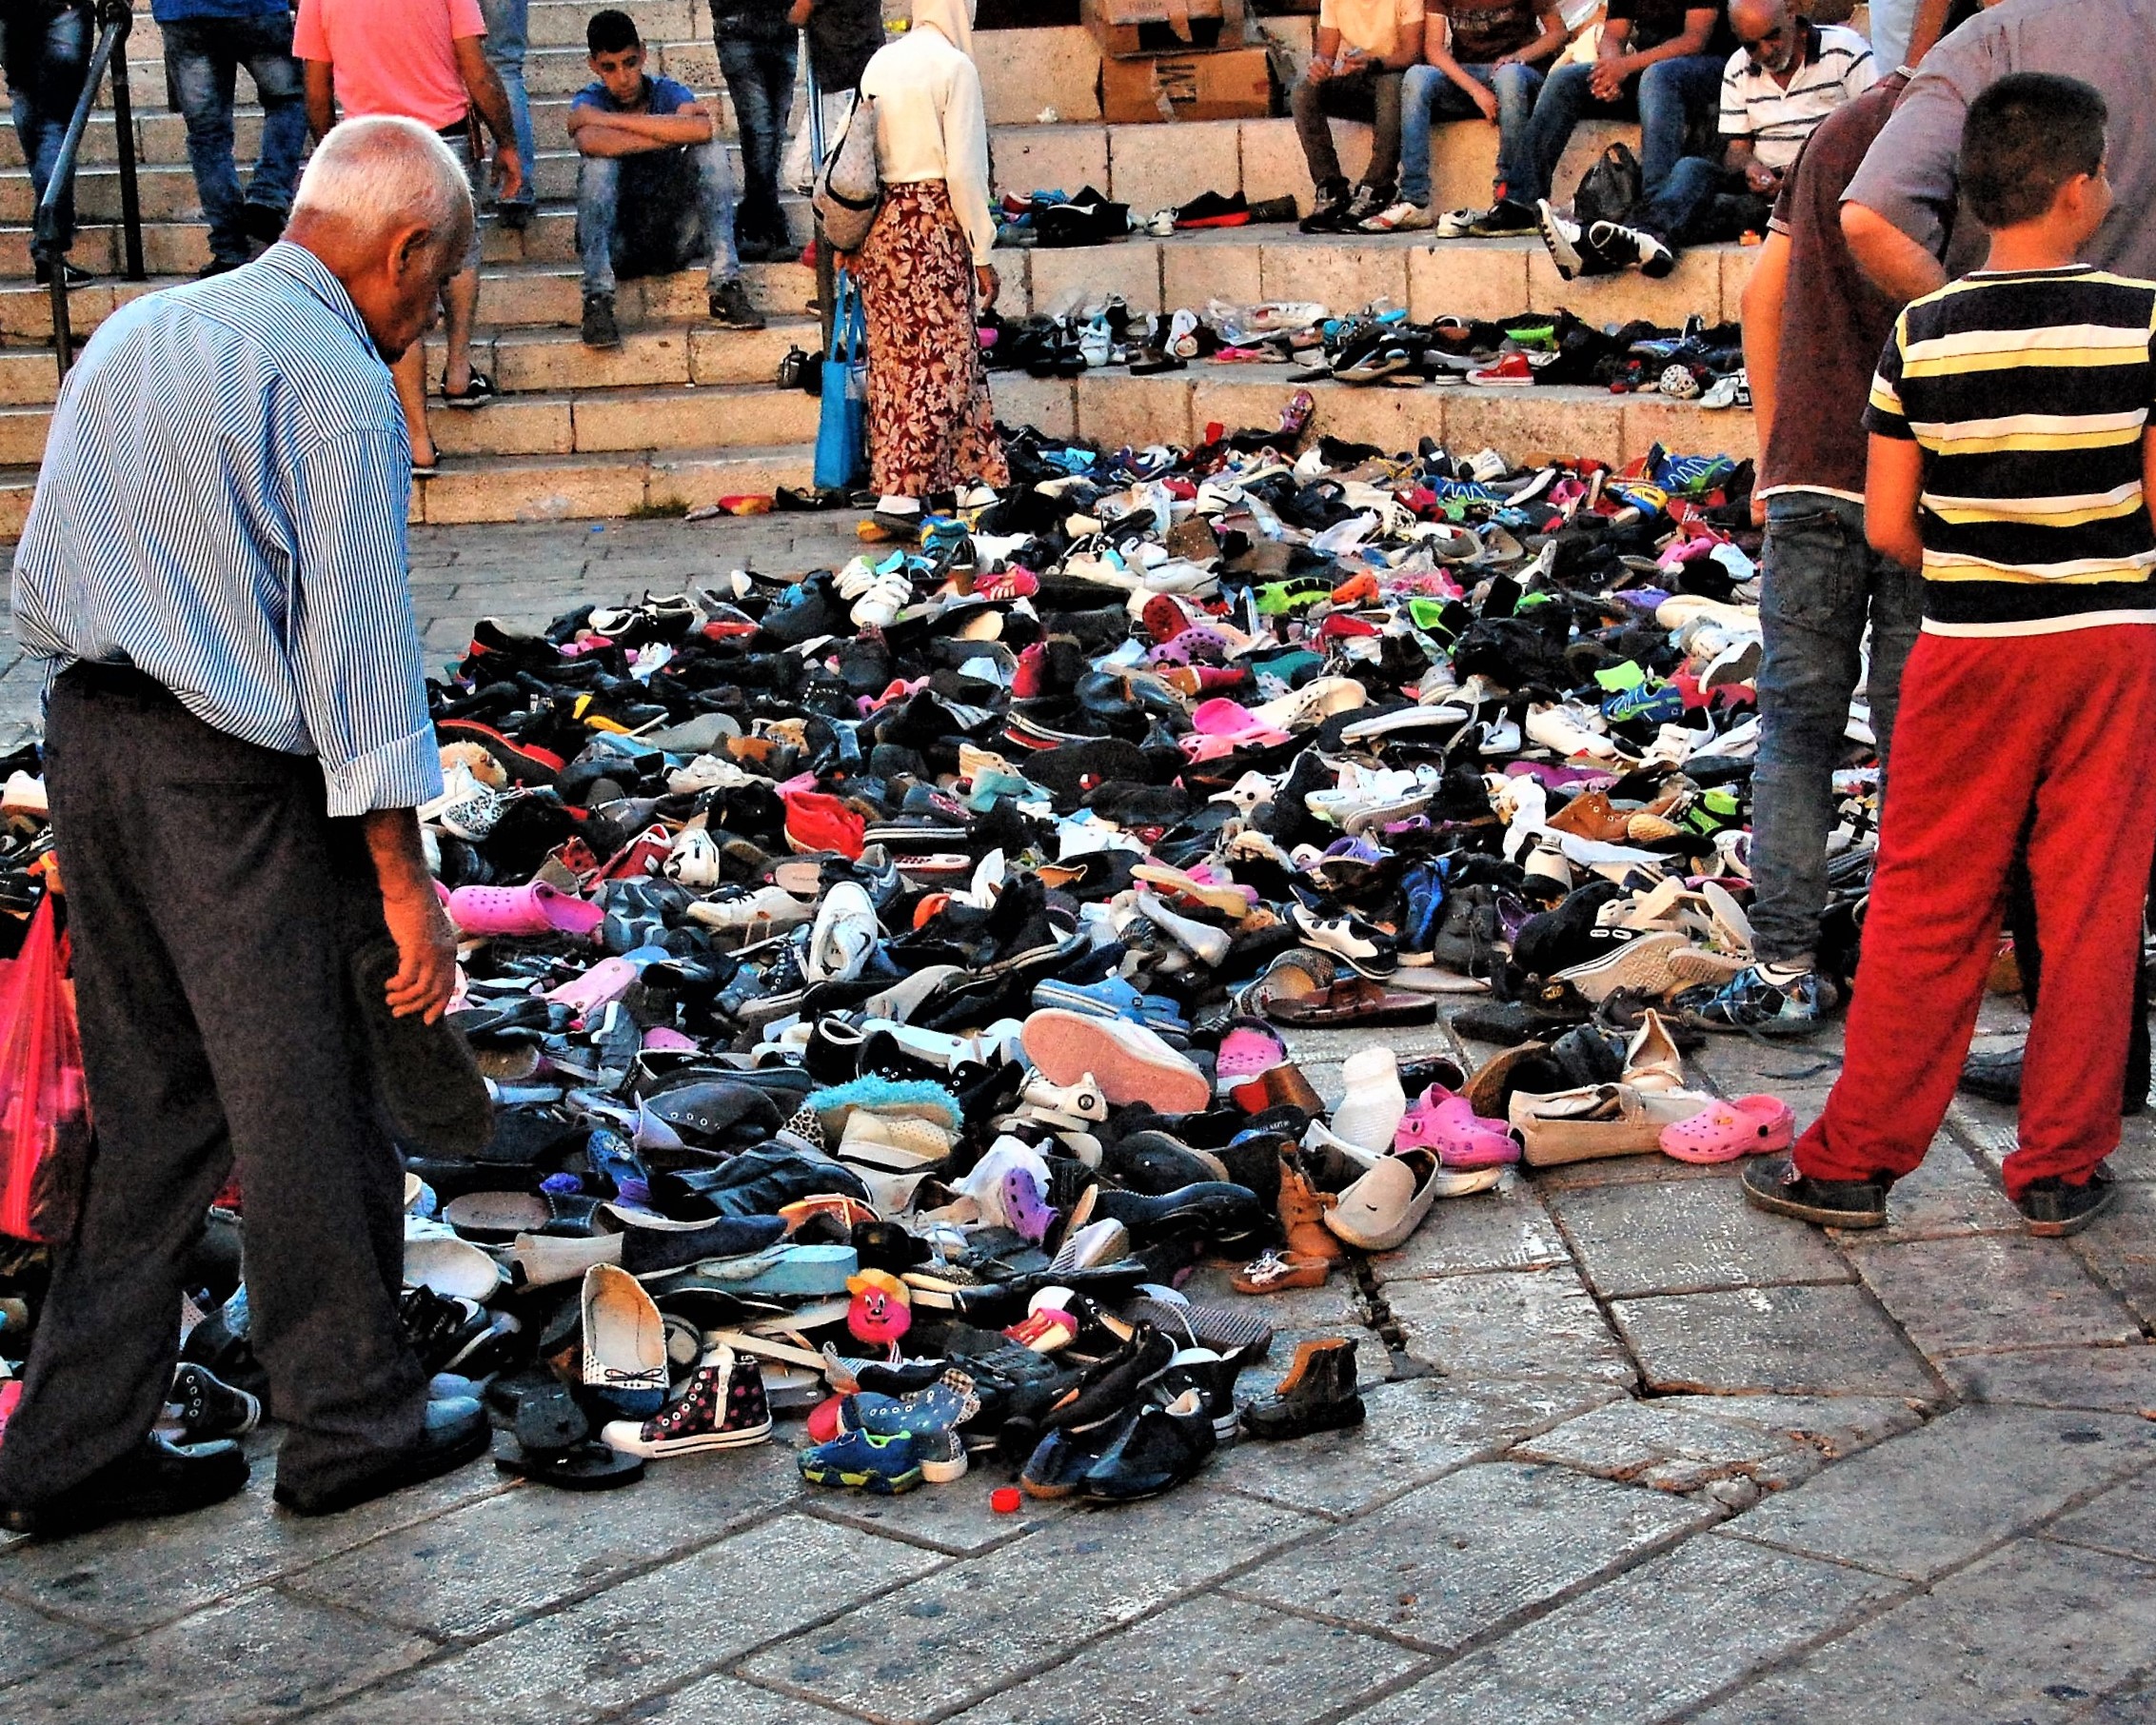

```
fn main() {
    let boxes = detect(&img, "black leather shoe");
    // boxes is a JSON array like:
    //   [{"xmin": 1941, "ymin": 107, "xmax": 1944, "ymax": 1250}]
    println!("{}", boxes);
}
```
[
  {"xmin": 1740, "ymin": 1155, "xmax": 1889, "ymax": 1229},
  {"xmin": 272, "ymin": 1396, "xmax": 490, "ymax": 1517},
  {"xmin": 2017, "ymin": 1167, "xmax": 2118, "ymax": 1238},
  {"xmin": 1, "ymin": 1434, "xmax": 249, "ymax": 1537},
  {"xmin": 1958, "ymin": 1044, "xmax": 2023, "ymax": 1103}
]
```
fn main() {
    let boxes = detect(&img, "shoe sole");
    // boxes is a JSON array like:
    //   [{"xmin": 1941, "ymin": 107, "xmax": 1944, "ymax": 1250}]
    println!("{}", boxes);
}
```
[
  {"xmin": 1536, "ymin": 200, "xmax": 1583, "ymax": 280},
  {"xmin": 800, "ymin": 1461, "xmax": 924, "ymax": 1494},
  {"xmin": 1021, "ymin": 1011, "xmax": 1210, "ymax": 1113},
  {"xmin": 1553, "ymin": 933, "xmax": 1693, "ymax": 1003},
  {"xmin": 1740, "ymin": 1176, "xmax": 1886, "ymax": 1230},
  {"xmin": 2021, "ymin": 1185, "xmax": 2118, "ymax": 1238},
  {"xmin": 610, "ymin": 1421, "xmax": 774, "ymax": 1459},
  {"xmin": 919, "ymin": 1453, "xmax": 970, "ymax": 1484}
]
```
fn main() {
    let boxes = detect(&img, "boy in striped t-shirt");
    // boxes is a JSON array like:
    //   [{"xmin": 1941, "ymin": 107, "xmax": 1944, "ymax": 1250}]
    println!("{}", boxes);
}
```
[{"xmin": 1746, "ymin": 72, "xmax": 2156, "ymax": 1239}]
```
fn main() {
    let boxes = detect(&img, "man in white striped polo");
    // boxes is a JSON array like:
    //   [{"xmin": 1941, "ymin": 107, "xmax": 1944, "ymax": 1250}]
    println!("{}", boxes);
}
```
[{"xmin": 0, "ymin": 116, "xmax": 488, "ymax": 1537}]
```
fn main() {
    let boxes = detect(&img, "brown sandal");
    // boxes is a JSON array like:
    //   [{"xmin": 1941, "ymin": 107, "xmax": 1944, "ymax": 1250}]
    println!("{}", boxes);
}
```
[{"xmin": 1268, "ymin": 975, "xmax": 1438, "ymax": 1027}]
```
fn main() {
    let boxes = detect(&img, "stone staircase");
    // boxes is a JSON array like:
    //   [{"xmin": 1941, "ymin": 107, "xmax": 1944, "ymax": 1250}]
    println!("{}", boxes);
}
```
[{"xmin": 0, "ymin": 0, "xmax": 1759, "ymax": 533}]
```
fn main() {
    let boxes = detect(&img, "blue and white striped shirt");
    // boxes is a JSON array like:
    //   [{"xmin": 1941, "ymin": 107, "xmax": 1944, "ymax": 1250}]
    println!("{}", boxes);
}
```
[{"xmin": 10, "ymin": 243, "xmax": 442, "ymax": 818}]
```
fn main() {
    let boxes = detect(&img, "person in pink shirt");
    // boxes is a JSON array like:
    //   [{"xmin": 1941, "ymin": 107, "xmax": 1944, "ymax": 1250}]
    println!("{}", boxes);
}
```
[{"xmin": 295, "ymin": 0, "xmax": 524, "ymax": 473}]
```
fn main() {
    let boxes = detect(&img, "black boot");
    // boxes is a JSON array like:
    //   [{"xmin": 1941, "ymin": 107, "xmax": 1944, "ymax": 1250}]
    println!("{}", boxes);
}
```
[{"xmin": 1242, "ymin": 1337, "xmax": 1366, "ymax": 1440}]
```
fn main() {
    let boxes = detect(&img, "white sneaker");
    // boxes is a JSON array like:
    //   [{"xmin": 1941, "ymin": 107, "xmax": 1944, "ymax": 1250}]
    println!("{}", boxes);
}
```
[
  {"xmin": 1137, "ymin": 891, "xmax": 1232, "ymax": 966},
  {"xmin": 806, "ymin": 880, "xmax": 879, "ymax": 983},
  {"xmin": 1536, "ymin": 198, "xmax": 1588, "ymax": 280},
  {"xmin": 1434, "ymin": 207, "xmax": 1482, "ymax": 237},
  {"xmin": 420, "ymin": 764, "xmax": 504, "ymax": 842},
  {"xmin": 663, "ymin": 825, "xmax": 722, "ymax": 887},
  {"xmin": 684, "ymin": 884, "xmax": 813, "ymax": 943},
  {"xmin": 1359, "ymin": 199, "xmax": 1432, "ymax": 232}
]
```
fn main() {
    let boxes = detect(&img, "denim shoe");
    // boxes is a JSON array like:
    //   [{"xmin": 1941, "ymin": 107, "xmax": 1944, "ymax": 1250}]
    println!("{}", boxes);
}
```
[
  {"xmin": 1674, "ymin": 965, "xmax": 1831, "ymax": 1037},
  {"xmin": 798, "ymin": 1427, "xmax": 924, "ymax": 1494}
]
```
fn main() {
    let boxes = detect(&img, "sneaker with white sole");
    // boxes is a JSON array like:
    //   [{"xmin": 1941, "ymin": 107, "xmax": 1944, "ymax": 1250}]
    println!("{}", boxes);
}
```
[
  {"xmin": 1359, "ymin": 199, "xmax": 1432, "ymax": 232},
  {"xmin": 602, "ymin": 1341, "xmax": 772, "ymax": 1457},
  {"xmin": 1588, "ymin": 220, "xmax": 1674, "ymax": 278}
]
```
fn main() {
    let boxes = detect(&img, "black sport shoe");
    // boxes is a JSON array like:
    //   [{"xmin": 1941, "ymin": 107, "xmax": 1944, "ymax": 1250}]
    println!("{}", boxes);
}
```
[
  {"xmin": 1463, "ymin": 198, "xmax": 1538, "ymax": 237},
  {"xmin": 581, "ymin": 290, "xmax": 622, "ymax": 350},
  {"xmin": 168, "ymin": 1362, "xmax": 262, "ymax": 1442},
  {"xmin": 1588, "ymin": 219, "xmax": 1674, "ymax": 279},
  {"xmin": 273, "ymin": 1396, "xmax": 491, "ymax": 1517},
  {"xmin": 1299, "ymin": 177, "xmax": 1352, "ymax": 234},
  {"xmin": 2016, "ymin": 1168, "xmax": 2117, "ymax": 1238},
  {"xmin": 709, "ymin": 278, "xmax": 766, "ymax": 330},
  {"xmin": 1, "ymin": 1434, "xmax": 249, "ymax": 1537},
  {"xmin": 1741, "ymin": 1155, "xmax": 1889, "ymax": 1229}
]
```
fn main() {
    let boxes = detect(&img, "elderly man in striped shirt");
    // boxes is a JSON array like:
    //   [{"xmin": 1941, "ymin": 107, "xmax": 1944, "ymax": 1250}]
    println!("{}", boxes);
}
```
[{"xmin": 0, "ymin": 116, "xmax": 490, "ymax": 1537}]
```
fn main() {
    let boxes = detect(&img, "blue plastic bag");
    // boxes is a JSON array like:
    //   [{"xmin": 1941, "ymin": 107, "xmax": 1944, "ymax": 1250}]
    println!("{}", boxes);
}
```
[{"xmin": 814, "ymin": 271, "xmax": 869, "ymax": 492}]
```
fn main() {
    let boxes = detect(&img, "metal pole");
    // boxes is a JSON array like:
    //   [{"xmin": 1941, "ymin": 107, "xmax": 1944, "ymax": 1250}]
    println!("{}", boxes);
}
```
[
  {"xmin": 108, "ymin": 3, "xmax": 144, "ymax": 283},
  {"xmin": 40, "ymin": 4, "xmax": 134, "ymax": 382},
  {"xmin": 802, "ymin": 39, "xmax": 835, "ymax": 353}
]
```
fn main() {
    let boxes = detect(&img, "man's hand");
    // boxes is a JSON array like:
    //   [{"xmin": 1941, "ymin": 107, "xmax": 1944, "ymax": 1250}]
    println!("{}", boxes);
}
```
[
  {"xmin": 1306, "ymin": 53, "xmax": 1335, "ymax": 80},
  {"xmin": 361, "ymin": 807, "xmax": 459, "ymax": 1023},
  {"xmin": 381, "ymin": 882, "xmax": 459, "ymax": 1022},
  {"xmin": 1743, "ymin": 160, "xmax": 1781, "ymax": 196},
  {"xmin": 977, "ymin": 263, "xmax": 999, "ymax": 308},
  {"xmin": 1471, "ymin": 82, "xmax": 1501, "ymax": 123},
  {"xmin": 493, "ymin": 144, "xmax": 524, "ymax": 203},
  {"xmin": 1588, "ymin": 55, "xmax": 1631, "ymax": 101}
]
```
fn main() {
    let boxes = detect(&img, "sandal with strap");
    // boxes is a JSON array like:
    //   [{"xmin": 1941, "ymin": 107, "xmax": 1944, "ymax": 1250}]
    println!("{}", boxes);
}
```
[{"xmin": 441, "ymin": 367, "xmax": 499, "ymax": 408}]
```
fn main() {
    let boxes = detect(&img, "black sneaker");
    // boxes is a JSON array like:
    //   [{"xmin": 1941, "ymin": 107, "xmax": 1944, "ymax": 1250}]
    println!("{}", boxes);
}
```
[
  {"xmin": 1, "ymin": 1434, "xmax": 249, "ymax": 1537},
  {"xmin": 1342, "ymin": 181, "xmax": 1392, "ymax": 227},
  {"xmin": 581, "ymin": 290, "xmax": 622, "ymax": 350},
  {"xmin": 1588, "ymin": 220, "xmax": 1674, "ymax": 279},
  {"xmin": 1299, "ymin": 177, "xmax": 1351, "ymax": 234},
  {"xmin": 709, "ymin": 278, "xmax": 766, "ymax": 330},
  {"xmin": 32, "ymin": 258, "xmax": 93, "ymax": 288},
  {"xmin": 168, "ymin": 1362, "xmax": 262, "ymax": 1442},
  {"xmin": 1741, "ymin": 1155, "xmax": 1889, "ymax": 1229},
  {"xmin": 1463, "ymin": 198, "xmax": 1539, "ymax": 237},
  {"xmin": 2017, "ymin": 1168, "xmax": 2117, "ymax": 1238}
]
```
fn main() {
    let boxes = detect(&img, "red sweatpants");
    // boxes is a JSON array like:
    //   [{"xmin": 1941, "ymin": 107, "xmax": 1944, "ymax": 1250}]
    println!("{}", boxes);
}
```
[{"xmin": 1794, "ymin": 625, "xmax": 2156, "ymax": 1200}]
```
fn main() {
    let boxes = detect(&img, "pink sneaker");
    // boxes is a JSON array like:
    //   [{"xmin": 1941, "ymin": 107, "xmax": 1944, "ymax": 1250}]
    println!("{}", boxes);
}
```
[
  {"xmin": 1658, "ymin": 1094, "xmax": 1794, "ymax": 1163},
  {"xmin": 1396, "ymin": 1087, "xmax": 1521, "ymax": 1170},
  {"xmin": 446, "ymin": 880, "xmax": 604, "ymax": 939}
]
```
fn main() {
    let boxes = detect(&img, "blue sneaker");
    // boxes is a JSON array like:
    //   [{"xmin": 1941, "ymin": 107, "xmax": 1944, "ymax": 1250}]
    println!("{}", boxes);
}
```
[
  {"xmin": 1399, "ymin": 860, "xmax": 1445, "ymax": 959},
  {"xmin": 799, "ymin": 1427, "xmax": 924, "ymax": 1494},
  {"xmin": 1674, "ymin": 965, "xmax": 1832, "ymax": 1036}
]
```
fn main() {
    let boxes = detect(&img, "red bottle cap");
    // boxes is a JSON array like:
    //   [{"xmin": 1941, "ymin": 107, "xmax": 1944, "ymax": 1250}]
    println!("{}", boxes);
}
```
[{"xmin": 990, "ymin": 1486, "xmax": 1022, "ymax": 1514}]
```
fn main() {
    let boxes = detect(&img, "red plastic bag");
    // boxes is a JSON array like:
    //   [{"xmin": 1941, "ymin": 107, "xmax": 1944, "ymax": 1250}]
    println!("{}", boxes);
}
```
[{"xmin": 0, "ymin": 894, "xmax": 90, "ymax": 1242}]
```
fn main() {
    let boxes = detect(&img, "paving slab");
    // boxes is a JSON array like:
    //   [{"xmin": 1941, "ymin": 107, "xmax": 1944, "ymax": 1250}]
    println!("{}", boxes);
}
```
[
  {"xmin": 2066, "ymin": 1180, "xmax": 2156, "ymax": 1325},
  {"xmin": 281, "ymin": 1449, "xmax": 800, "ymax": 1638},
  {"xmin": 945, "ymin": 1592, "xmax": 1430, "ymax": 1725},
  {"xmin": 0, "ymin": 1460, "xmax": 510, "ymax": 1635},
  {"xmin": 1941, "ymin": 1345, "xmax": 2156, "ymax": 1413},
  {"xmin": 1510, "ymin": 1398, "xmax": 1829, "ymax": 1498},
  {"xmin": 738, "ymin": 1491, "xmax": 1315, "ymax": 1723},
  {"xmin": 1730, "ymin": 1405, "xmax": 2156, "ymax": 1581},
  {"xmin": 1836, "ymin": 1139, "xmax": 2020, "ymax": 1242},
  {"xmin": 0, "ymin": 1596, "xmax": 107, "ymax": 1687},
  {"xmin": 1231, "ymin": 1460, "xmax": 1713, "ymax": 1651},
  {"xmin": 798, "ymin": 1476, "xmax": 1072, "ymax": 1558},
  {"xmin": 300, "ymin": 1514, "xmax": 943, "ymax": 1725},
  {"xmin": 1609, "ymin": 1283, "xmax": 1941, "ymax": 1400},
  {"xmin": 1689, "ymin": 1537, "xmax": 2156, "ymax": 1725},
  {"xmin": 616, "ymin": 1675, "xmax": 866, "ymax": 1723},
  {"xmin": 1848, "ymin": 1234, "xmax": 2142, "ymax": 1358},
  {"xmin": 1368, "ymin": 1180, "xmax": 1570, "ymax": 1281},
  {"xmin": 1953, "ymin": 1097, "xmax": 2156, "ymax": 1181},
  {"xmin": 1217, "ymin": 1376, "xmax": 1627, "ymax": 1519},
  {"xmin": 1661, "ymin": 1394, "xmax": 1927, "ymax": 1458},
  {"xmin": 1339, "ymin": 1533, "xmax": 1898, "ymax": 1725},
  {"xmin": 0, "ymin": 1586, "xmax": 436, "ymax": 1725},
  {"xmin": 1388, "ymin": 1266, "xmax": 1637, "ymax": 1387},
  {"xmin": 2047, "ymin": 1477, "xmax": 2156, "ymax": 1563},
  {"xmin": 1548, "ymin": 1175, "xmax": 1853, "ymax": 1299}
]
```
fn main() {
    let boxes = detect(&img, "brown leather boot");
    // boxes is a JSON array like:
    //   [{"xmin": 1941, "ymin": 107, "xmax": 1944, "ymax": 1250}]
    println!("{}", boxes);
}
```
[
  {"xmin": 1232, "ymin": 1151, "xmax": 1342, "ymax": 1295},
  {"xmin": 1243, "ymin": 1337, "xmax": 1366, "ymax": 1439}
]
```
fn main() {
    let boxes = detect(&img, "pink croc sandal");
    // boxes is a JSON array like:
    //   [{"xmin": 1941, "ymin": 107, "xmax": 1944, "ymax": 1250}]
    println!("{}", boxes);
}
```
[
  {"xmin": 1658, "ymin": 1094, "xmax": 1794, "ymax": 1164},
  {"xmin": 1215, "ymin": 1017, "xmax": 1289, "ymax": 1095},
  {"xmin": 1396, "ymin": 1087, "xmax": 1522, "ymax": 1170},
  {"xmin": 547, "ymin": 956, "xmax": 640, "ymax": 1017},
  {"xmin": 447, "ymin": 880, "xmax": 604, "ymax": 939}
]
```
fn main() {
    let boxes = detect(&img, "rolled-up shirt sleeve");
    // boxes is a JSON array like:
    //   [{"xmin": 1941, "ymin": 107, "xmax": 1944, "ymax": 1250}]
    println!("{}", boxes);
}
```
[{"xmin": 286, "ymin": 426, "xmax": 443, "ymax": 817}]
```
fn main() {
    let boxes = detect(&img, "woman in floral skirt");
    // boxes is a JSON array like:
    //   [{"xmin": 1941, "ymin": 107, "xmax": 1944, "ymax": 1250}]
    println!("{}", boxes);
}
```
[{"xmin": 849, "ymin": 0, "xmax": 1007, "ymax": 534}]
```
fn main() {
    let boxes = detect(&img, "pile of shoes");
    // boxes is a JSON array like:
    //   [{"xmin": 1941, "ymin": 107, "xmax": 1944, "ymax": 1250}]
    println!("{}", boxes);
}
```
[{"xmin": 0, "ymin": 403, "xmax": 1871, "ymax": 1507}]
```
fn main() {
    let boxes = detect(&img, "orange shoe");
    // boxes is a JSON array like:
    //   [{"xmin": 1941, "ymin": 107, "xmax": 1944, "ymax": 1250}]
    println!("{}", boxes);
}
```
[{"xmin": 1329, "ymin": 571, "xmax": 1380, "ymax": 607}]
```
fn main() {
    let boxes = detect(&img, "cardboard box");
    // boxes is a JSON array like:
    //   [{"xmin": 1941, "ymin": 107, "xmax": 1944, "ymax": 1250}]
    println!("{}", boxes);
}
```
[
  {"xmin": 1083, "ymin": 0, "xmax": 1249, "ymax": 57},
  {"xmin": 1098, "ymin": 44, "xmax": 1276, "ymax": 121}
]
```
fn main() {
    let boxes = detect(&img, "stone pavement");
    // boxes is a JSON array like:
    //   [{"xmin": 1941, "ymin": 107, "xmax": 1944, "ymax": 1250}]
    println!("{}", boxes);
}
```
[{"xmin": 4, "ymin": 518, "xmax": 2156, "ymax": 1724}]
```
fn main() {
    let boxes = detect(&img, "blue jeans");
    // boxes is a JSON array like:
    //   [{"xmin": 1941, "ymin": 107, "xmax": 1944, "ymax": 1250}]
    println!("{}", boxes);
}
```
[
  {"xmin": 716, "ymin": 27, "xmax": 797, "ymax": 248},
  {"xmin": 476, "ymin": 0, "xmax": 535, "ymax": 212},
  {"xmin": 1748, "ymin": 491, "xmax": 1924, "ymax": 964},
  {"xmin": 162, "ymin": 13, "xmax": 307, "ymax": 266},
  {"xmin": 1516, "ymin": 52, "xmax": 1723, "ymax": 208},
  {"xmin": 1398, "ymin": 60, "xmax": 1543, "ymax": 208},
  {"xmin": 577, "ymin": 139, "xmax": 740, "ymax": 294},
  {"xmin": 1634, "ymin": 153, "xmax": 1772, "ymax": 245},
  {"xmin": 3, "ymin": 2, "xmax": 89, "ymax": 251}
]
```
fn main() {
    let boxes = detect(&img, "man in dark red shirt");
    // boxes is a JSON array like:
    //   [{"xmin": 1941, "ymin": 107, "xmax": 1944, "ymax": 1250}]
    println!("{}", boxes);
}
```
[{"xmin": 1672, "ymin": 68, "xmax": 1921, "ymax": 1036}]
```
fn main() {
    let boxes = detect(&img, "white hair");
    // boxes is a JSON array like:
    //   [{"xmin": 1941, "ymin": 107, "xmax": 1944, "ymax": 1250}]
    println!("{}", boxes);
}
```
[{"xmin": 290, "ymin": 115, "xmax": 473, "ymax": 247}]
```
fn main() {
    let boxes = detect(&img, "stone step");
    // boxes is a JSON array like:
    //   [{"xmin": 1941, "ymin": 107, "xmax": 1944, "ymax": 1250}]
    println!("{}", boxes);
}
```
[
  {"xmin": 0, "ymin": 256, "xmax": 816, "ymax": 346},
  {"xmin": 983, "ymin": 365, "xmax": 1758, "ymax": 471}
]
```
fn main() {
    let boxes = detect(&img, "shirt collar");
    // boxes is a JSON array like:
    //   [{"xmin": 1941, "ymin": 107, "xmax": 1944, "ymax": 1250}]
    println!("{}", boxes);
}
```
[{"xmin": 253, "ymin": 241, "xmax": 378, "ymax": 355}]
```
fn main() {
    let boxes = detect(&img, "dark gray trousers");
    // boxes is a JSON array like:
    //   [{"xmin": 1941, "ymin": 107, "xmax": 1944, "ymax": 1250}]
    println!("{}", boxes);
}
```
[{"xmin": 0, "ymin": 666, "xmax": 427, "ymax": 1506}]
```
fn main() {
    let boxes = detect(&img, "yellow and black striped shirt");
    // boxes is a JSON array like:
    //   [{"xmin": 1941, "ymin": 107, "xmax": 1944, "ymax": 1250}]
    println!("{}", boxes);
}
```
[{"xmin": 1866, "ymin": 265, "xmax": 2156, "ymax": 635}]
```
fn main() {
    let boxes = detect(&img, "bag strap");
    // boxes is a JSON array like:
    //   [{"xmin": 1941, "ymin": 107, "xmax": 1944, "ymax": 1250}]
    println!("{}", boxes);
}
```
[{"xmin": 834, "ymin": 273, "xmax": 865, "ymax": 367}]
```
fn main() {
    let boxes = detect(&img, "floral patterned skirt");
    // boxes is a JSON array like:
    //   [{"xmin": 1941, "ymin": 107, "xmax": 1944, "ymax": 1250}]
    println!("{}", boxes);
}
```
[{"xmin": 853, "ymin": 180, "xmax": 1008, "ymax": 500}]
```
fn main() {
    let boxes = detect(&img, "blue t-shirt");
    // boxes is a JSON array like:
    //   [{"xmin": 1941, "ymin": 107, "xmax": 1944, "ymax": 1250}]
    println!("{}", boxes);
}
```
[
  {"xmin": 570, "ymin": 73, "xmax": 699, "ymax": 117},
  {"xmin": 152, "ymin": 0, "xmax": 288, "ymax": 21}
]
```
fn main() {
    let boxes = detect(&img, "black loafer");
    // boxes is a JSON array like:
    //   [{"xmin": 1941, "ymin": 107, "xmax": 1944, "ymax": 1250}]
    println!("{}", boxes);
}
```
[
  {"xmin": 1959, "ymin": 1045, "xmax": 2023, "ymax": 1103},
  {"xmin": 1741, "ymin": 1155, "xmax": 1889, "ymax": 1228},
  {"xmin": 273, "ymin": 1395, "xmax": 490, "ymax": 1517},
  {"xmin": 2017, "ymin": 1168, "xmax": 2117, "ymax": 1238},
  {"xmin": 2, "ymin": 1434, "xmax": 249, "ymax": 1537}
]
